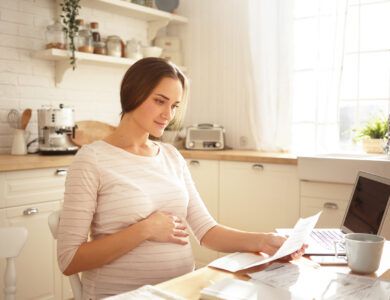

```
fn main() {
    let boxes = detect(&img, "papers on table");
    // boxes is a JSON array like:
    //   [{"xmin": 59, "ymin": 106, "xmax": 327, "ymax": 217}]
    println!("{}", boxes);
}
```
[
  {"xmin": 209, "ymin": 212, "xmax": 321, "ymax": 272},
  {"xmin": 103, "ymin": 285, "xmax": 185, "ymax": 300},
  {"xmin": 200, "ymin": 277, "xmax": 292, "ymax": 300},
  {"xmin": 200, "ymin": 278, "xmax": 260, "ymax": 300},
  {"xmin": 249, "ymin": 262, "xmax": 390, "ymax": 300}
]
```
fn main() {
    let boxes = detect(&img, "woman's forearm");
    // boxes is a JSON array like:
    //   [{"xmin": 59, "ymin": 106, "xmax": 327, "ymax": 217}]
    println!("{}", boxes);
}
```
[
  {"xmin": 200, "ymin": 224, "xmax": 267, "ymax": 253},
  {"xmin": 63, "ymin": 220, "xmax": 150, "ymax": 276}
]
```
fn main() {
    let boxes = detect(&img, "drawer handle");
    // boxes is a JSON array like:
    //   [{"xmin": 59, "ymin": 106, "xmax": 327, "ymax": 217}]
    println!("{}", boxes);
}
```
[
  {"xmin": 55, "ymin": 169, "xmax": 67, "ymax": 176},
  {"xmin": 23, "ymin": 207, "xmax": 39, "ymax": 216},
  {"xmin": 189, "ymin": 160, "xmax": 200, "ymax": 166},
  {"xmin": 252, "ymin": 164, "xmax": 264, "ymax": 171},
  {"xmin": 323, "ymin": 202, "xmax": 339, "ymax": 210}
]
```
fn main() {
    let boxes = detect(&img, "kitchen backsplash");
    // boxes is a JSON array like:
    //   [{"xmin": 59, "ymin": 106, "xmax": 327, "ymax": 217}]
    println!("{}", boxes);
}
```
[{"xmin": 0, "ymin": 0, "xmax": 149, "ymax": 154}]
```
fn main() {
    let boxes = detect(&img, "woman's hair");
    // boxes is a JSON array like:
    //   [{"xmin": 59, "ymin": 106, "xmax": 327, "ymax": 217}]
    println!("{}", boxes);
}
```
[{"xmin": 120, "ymin": 57, "xmax": 189, "ymax": 130}]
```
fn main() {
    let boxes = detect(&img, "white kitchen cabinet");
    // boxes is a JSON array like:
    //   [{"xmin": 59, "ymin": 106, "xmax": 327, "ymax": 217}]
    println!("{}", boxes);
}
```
[
  {"xmin": 0, "ymin": 167, "xmax": 68, "ymax": 300},
  {"xmin": 300, "ymin": 181, "xmax": 354, "ymax": 228},
  {"xmin": 219, "ymin": 161, "xmax": 300, "ymax": 233},
  {"xmin": 186, "ymin": 159, "xmax": 219, "ymax": 267}
]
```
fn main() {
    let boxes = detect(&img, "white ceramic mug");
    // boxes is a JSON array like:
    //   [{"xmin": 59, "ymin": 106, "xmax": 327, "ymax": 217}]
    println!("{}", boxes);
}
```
[
  {"xmin": 336, "ymin": 233, "xmax": 384, "ymax": 274},
  {"xmin": 11, "ymin": 129, "xmax": 30, "ymax": 155}
]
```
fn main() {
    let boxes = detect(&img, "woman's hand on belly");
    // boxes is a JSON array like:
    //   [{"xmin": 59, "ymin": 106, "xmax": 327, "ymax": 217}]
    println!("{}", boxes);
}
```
[{"xmin": 143, "ymin": 211, "xmax": 189, "ymax": 245}]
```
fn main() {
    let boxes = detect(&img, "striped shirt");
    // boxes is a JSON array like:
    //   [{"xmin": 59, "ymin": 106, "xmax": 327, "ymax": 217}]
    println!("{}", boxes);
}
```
[{"xmin": 57, "ymin": 140, "xmax": 217, "ymax": 299}]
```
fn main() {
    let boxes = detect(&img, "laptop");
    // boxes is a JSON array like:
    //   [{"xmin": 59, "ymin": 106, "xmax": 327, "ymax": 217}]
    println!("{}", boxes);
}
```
[{"xmin": 278, "ymin": 171, "xmax": 390, "ymax": 255}]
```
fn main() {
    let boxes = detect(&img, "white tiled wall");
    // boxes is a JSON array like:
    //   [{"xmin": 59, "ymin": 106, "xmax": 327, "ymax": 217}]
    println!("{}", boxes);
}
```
[{"xmin": 0, "ymin": 0, "xmax": 149, "ymax": 153}]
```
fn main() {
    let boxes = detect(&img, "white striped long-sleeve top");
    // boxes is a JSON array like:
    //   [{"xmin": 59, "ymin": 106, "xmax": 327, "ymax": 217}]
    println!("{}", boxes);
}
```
[{"xmin": 57, "ymin": 140, "xmax": 217, "ymax": 299}]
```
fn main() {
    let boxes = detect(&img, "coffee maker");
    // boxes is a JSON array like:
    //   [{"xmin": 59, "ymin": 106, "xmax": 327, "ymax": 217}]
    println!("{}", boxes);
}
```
[{"xmin": 37, "ymin": 104, "xmax": 78, "ymax": 155}]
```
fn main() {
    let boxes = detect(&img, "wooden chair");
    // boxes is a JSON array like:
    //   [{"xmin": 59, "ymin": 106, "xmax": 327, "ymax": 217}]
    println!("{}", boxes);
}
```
[
  {"xmin": 0, "ymin": 227, "xmax": 28, "ymax": 300},
  {"xmin": 48, "ymin": 210, "xmax": 82, "ymax": 300}
]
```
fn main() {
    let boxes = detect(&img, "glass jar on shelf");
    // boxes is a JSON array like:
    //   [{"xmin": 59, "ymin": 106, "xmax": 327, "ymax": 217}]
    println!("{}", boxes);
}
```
[
  {"xmin": 45, "ymin": 20, "xmax": 66, "ymax": 50},
  {"xmin": 90, "ymin": 22, "xmax": 101, "ymax": 43},
  {"xmin": 94, "ymin": 41, "xmax": 107, "ymax": 55},
  {"xmin": 125, "ymin": 38, "xmax": 142, "ymax": 60},
  {"xmin": 106, "ymin": 35, "xmax": 122, "ymax": 57},
  {"xmin": 75, "ymin": 19, "xmax": 94, "ymax": 53}
]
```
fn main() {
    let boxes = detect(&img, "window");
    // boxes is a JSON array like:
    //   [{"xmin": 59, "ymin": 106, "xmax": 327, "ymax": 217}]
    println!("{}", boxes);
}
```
[{"xmin": 292, "ymin": 0, "xmax": 390, "ymax": 153}]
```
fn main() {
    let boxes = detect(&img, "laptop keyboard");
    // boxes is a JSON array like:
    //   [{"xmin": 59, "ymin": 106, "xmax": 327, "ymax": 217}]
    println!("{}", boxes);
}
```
[{"xmin": 310, "ymin": 230, "xmax": 345, "ymax": 250}]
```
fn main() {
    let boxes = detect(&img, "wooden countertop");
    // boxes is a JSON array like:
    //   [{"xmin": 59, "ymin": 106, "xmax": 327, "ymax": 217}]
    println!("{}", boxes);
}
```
[
  {"xmin": 180, "ymin": 149, "xmax": 297, "ymax": 165},
  {"xmin": 0, "ymin": 150, "xmax": 297, "ymax": 172},
  {"xmin": 0, "ymin": 154, "xmax": 75, "ymax": 171}
]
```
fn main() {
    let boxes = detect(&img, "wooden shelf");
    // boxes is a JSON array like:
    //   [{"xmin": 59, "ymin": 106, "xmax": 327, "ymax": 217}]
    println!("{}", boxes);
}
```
[
  {"xmin": 33, "ymin": 48, "xmax": 186, "ymax": 85},
  {"xmin": 82, "ymin": 0, "xmax": 188, "ymax": 24},
  {"xmin": 34, "ymin": 48, "xmax": 136, "ymax": 66}
]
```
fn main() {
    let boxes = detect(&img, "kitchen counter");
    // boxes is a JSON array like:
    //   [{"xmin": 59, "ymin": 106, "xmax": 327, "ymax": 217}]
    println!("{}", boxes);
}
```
[
  {"xmin": 0, "ymin": 154, "xmax": 75, "ymax": 171},
  {"xmin": 0, "ymin": 150, "xmax": 297, "ymax": 171},
  {"xmin": 180, "ymin": 149, "xmax": 297, "ymax": 165}
]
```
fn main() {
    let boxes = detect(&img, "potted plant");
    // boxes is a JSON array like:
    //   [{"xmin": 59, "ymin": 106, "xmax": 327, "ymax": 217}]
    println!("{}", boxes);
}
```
[
  {"xmin": 161, "ymin": 120, "xmax": 184, "ymax": 147},
  {"xmin": 355, "ymin": 117, "xmax": 387, "ymax": 153},
  {"xmin": 60, "ymin": 0, "xmax": 81, "ymax": 70}
]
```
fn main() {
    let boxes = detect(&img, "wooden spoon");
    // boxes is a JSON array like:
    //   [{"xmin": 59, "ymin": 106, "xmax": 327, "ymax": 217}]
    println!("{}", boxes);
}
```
[{"xmin": 20, "ymin": 108, "xmax": 32, "ymax": 130}]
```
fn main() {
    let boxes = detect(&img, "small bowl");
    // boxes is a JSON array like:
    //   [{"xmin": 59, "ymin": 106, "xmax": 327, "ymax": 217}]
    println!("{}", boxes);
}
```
[{"xmin": 142, "ymin": 46, "xmax": 162, "ymax": 57}]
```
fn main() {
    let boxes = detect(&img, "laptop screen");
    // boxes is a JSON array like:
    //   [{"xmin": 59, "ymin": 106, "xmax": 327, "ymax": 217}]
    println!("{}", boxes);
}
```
[{"xmin": 343, "ymin": 173, "xmax": 390, "ymax": 234}]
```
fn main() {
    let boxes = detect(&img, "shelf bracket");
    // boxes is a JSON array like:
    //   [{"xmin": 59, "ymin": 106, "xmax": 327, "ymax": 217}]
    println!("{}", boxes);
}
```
[
  {"xmin": 55, "ymin": 60, "xmax": 72, "ymax": 86},
  {"xmin": 148, "ymin": 20, "xmax": 170, "ymax": 43}
]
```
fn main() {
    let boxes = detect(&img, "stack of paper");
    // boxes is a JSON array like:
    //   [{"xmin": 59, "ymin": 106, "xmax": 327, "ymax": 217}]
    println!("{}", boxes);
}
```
[
  {"xmin": 200, "ymin": 278, "xmax": 260, "ymax": 300},
  {"xmin": 200, "ymin": 277, "xmax": 292, "ymax": 300}
]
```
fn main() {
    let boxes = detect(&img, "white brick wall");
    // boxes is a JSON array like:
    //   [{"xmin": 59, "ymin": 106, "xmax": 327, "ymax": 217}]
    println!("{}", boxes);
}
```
[{"xmin": 0, "ymin": 0, "xmax": 148, "ymax": 154}]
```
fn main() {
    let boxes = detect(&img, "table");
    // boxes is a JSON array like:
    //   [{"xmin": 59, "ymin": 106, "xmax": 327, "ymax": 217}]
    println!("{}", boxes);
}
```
[{"xmin": 156, "ymin": 242, "xmax": 390, "ymax": 299}]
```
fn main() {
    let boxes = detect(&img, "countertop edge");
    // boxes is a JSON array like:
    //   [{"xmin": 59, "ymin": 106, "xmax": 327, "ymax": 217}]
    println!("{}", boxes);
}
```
[{"xmin": 0, "ymin": 150, "xmax": 298, "ymax": 172}]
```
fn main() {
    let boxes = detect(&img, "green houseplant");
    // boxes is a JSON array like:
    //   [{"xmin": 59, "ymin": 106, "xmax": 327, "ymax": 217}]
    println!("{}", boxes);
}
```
[
  {"xmin": 356, "ymin": 117, "xmax": 387, "ymax": 153},
  {"xmin": 60, "ymin": 0, "xmax": 81, "ymax": 70}
]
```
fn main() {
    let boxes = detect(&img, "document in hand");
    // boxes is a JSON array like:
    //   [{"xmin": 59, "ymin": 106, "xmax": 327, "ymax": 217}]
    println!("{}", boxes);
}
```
[{"xmin": 208, "ymin": 212, "xmax": 322, "ymax": 272}]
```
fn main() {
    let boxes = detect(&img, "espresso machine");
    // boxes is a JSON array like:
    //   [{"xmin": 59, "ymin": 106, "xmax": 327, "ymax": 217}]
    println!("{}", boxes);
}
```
[{"xmin": 37, "ymin": 104, "xmax": 78, "ymax": 155}]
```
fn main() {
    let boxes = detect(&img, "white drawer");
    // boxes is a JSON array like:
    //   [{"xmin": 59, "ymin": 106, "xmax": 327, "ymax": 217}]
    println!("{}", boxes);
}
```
[
  {"xmin": 300, "ymin": 196, "xmax": 348, "ymax": 228},
  {"xmin": 300, "ymin": 181, "xmax": 353, "ymax": 201},
  {"xmin": 0, "ymin": 167, "xmax": 68, "ymax": 208}
]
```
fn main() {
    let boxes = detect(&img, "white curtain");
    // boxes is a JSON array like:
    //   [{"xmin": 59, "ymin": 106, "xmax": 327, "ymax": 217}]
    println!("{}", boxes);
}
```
[
  {"xmin": 246, "ymin": 0, "xmax": 294, "ymax": 152},
  {"xmin": 291, "ymin": 0, "xmax": 348, "ymax": 153},
  {"xmin": 177, "ymin": 0, "xmax": 261, "ymax": 149},
  {"xmin": 177, "ymin": 0, "xmax": 346, "ymax": 151}
]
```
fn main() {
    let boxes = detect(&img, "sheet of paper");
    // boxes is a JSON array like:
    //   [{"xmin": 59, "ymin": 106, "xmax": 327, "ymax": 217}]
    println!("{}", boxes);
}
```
[
  {"xmin": 200, "ymin": 277, "xmax": 292, "ymax": 300},
  {"xmin": 209, "ymin": 212, "xmax": 321, "ymax": 272},
  {"xmin": 249, "ymin": 262, "xmax": 390, "ymax": 300},
  {"xmin": 208, "ymin": 252, "xmax": 272, "ymax": 273},
  {"xmin": 200, "ymin": 278, "xmax": 260, "ymax": 300},
  {"xmin": 104, "ymin": 285, "xmax": 185, "ymax": 300},
  {"xmin": 252, "ymin": 211, "xmax": 322, "ymax": 265}
]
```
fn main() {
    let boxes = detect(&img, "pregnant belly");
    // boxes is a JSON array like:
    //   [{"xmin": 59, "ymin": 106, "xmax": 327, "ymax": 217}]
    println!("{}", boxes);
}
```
[{"xmin": 98, "ymin": 240, "xmax": 195, "ymax": 286}]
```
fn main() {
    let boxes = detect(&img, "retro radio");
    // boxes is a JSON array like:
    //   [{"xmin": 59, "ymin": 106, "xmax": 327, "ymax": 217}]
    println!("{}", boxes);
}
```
[{"xmin": 185, "ymin": 124, "xmax": 225, "ymax": 150}]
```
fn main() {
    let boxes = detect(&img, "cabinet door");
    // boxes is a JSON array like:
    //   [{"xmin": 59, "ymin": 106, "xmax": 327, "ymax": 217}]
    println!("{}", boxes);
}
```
[
  {"xmin": 300, "ymin": 181, "xmax": 353, "ymax": 227},
  {"xmin": 219, "ymin": 161, "xmax": 299, "ymax": 233},
  {"xmin": 0, "ymin": 168, "xmax": 67, "ymax": 209},
  {"xmin": 186, "ymin": 159, "xmax": 219, "ymax": 267},
  {"xmin": 0, "ymin": 201, "xmax": 61, "ymax": 300}
]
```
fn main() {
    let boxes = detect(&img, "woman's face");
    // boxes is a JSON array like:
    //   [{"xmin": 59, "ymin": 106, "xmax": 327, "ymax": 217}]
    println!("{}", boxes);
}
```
[{"xmin": 130, "ymin": 77, "xmax": 183, "ymax": 137}]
